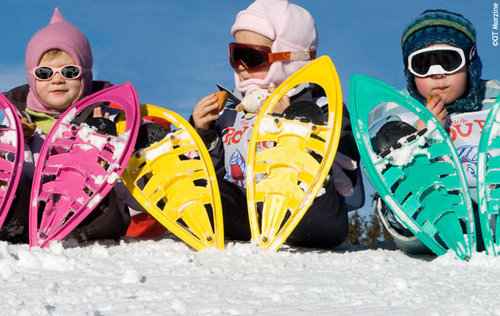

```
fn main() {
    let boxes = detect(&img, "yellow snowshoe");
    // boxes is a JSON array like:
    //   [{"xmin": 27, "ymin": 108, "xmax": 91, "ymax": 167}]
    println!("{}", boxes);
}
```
[
  {"xmin": 246, "ymin": 56, "xmax": 343, "ymax": 250},
  {"xmin": 116, "ymin": 104, "xmax": 224, "ymax": 250}
]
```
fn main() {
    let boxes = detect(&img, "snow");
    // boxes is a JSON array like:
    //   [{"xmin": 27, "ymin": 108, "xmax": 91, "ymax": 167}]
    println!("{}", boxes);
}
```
[
  {"xmin": 107, "ymin": 172, "xmax": 120, "ymax": 184},
  {"xmin": 61, "ymin": 108, "xmax": 78, "ymax": 125},
  {"xmin": 50, "ymin": 125, "xmax": 67, "ymax": 143},
  {"xmin": 76, "ymin": 144, "xmax": 94, "ymax": 151},
  {"xmin": 384, "ymin": 135, "xmax": 428, "ymax": 167},
  {"xmin": 117, "ymin": 130, "xmax": 130, "ymax": 142},
  {"xmin": 0, "ymin": 107, "xmax": 18, "ymax": 146},
  {"xmin": 77, "ymin": 124, "xmax": 107, "ymax": 151},
  {"xmin": 87, "ymin": 193, "xmax": 101, "ymax": 209},
  {"xmin": 259, "ymin": 116, "xmax": 280, "ymax": 135},
  {"xmin": 281, "ymin": 120, "xmax": 313, "ymax": 138},
  {"xmin": 91, "ymin": 174, "xmax": 105, "ymax": 185},
  {"xmin": 3, "ymin": 107, "xmax": 15, "ymax": 124},
  {"xmin": 1, "ymin": 238, "xmax": 500, "ymax": 315},
  {"xmin": 140, "ymin": 138, "xmax": 173, "ymax": 162},
  {"xmin": 110, "ymin": 137, "xmax": 126, "ymax": 160},
  {"xmin": 258, "ymin": 116, "xmax": 315, "ymax": 138},
  {"xmin": 0, "ymin": 130, "xmax": 16, "ymax": 145}
]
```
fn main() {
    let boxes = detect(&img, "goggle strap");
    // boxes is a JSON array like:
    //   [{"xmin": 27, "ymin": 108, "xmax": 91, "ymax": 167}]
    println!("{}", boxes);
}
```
[
  {"xmin": 268, "ymin": 50, "xmax": 317, "ymax": 62},
  {"xmin": 468, "ymin": 45, "xmax": 477, "ymax": 61},
  {"xmin": 405, "ymin": 45, "xmax": 477, "ymax": 67}
]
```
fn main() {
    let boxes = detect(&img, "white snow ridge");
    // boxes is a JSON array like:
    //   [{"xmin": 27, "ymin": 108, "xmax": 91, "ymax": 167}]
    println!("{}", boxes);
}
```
[{"xmin": 0, "ymin": 239, "xmax": 499, "ymax": 315}]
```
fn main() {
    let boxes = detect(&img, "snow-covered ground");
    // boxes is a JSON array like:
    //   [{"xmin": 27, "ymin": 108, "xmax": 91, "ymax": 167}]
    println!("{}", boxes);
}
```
[{"xmin": 2, "ymin": 236, "xmax": 500, "ymax": 316}]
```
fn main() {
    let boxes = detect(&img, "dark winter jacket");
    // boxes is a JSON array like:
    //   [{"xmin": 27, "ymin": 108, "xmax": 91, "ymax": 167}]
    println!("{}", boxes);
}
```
[{"xmin": 194, "ymin": 83, "xmax": 364, "ymax": 211}]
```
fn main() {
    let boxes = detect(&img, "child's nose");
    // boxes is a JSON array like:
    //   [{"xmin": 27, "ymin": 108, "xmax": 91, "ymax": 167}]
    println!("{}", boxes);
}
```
[
  {"xmin": 236, "ymin": 65, "xmax": 251, "ymax": 80},
  {"xmin": 431, "ymin": 73, "xmax": 446, "ymax": 80},
  {"xmin": 51, "ymin": 71, "xmax": 65, "ymax": 82},
  {"xmin": 237, "ymin": 64, "xmax": 246, "ymax": 72}
]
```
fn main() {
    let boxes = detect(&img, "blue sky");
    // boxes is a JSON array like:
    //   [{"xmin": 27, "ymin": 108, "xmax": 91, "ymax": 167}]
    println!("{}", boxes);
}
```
[{"xmin": 1, "ymin": 0, "xmax": 499, "ymax": 118}]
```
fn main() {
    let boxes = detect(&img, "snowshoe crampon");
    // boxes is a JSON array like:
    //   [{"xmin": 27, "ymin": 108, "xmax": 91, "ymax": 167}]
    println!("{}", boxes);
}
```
[
  {"xmin": 349, "ymin": 74, "xmax": 474, "ymax": 260},
  {"xmin": 0, "ymin": 94, "xmax": 24, "ymax": 228},
  {"xmin": 477, "ymin": 94, "xmax": 500, "ymax": 256},
  {"xmin": 117, "ymin": 104, "xmax": 224, "ymax": 251},
  {"xmin": 246, "ymin": 56, "xmax": 343, "ymax": 251},
  {"xmin": 29, "ymin": 83, "xmax": 140, "ymax": 247}
]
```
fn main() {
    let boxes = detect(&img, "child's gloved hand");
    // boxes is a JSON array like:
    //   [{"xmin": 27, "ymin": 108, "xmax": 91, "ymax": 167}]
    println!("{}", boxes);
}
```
[
  {"xmin": 332, "ymin": 152, "xmax": 357, "ymax": 197},
  {"xmin": 21, "ymin": 117, "xmax": 37, "ymax": 142},
  {"xmin": 84, "ymin": 106, "xmax": 117, "ymax": 136},
  {"xmin": 92, "ymin": 106, "xmax": 110, "ymax": 120}
]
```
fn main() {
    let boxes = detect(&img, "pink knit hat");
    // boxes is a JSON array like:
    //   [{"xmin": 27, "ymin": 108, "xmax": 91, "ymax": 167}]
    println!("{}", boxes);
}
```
[
  {"xmin": 231, "ymin": 0, "xmax": 318, "ymax": 92},
  {"xmin": 25, "ymin": 8, "xmax": 93, "ymax": 115}
]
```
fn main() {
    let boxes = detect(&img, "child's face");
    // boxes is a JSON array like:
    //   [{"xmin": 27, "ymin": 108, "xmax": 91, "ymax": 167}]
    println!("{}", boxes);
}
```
[
  {"xmin": 35, "ymin": 51, "xmax": 82, "ymax": 111},
  {"xmin": 413, "ymin": 44, "xmax": 468, "ymax": 105},
  {"xmin": 234, "ymin": 30, "xmax": 273, "ymax": 83}
]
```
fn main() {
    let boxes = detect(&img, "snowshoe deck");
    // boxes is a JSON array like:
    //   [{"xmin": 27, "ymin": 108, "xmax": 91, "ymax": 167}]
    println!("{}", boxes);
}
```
[
  {"xmin": 349, "ymin": 74, "xmax": 474, "ymax": 260},
  {"xmin": 246, "ymin": 56, "xmax": 343, "ymax": 251},
  {"xmin": 117, "ymin": 104, "xmax": 224, "ymax": 251},
  {"xmin": 0, "ymin": 94, "xmax": 24, "ymax": 228},
  {"xmin": 477, "ymin": 94, "xmax": 500, "ymax": 256},
  {"xmin": 29, "ymin": 83, "xmax": 140, "ymax": 247}
]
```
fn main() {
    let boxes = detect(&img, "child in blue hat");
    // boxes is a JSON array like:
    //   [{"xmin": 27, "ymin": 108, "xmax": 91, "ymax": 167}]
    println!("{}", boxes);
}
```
[{"xmin": 375, "ymin": 9, "xmax": 500, "ymax": 254}]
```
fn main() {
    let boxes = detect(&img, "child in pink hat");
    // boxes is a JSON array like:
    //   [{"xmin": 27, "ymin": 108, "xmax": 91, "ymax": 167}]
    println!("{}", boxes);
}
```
[
  {"xmin": 191, "ymin": 0, "xmax": 364, "ymax": 248},
  {"xmin": 1, "ymin": 8, "xmax": 130, "ymax": 244}
]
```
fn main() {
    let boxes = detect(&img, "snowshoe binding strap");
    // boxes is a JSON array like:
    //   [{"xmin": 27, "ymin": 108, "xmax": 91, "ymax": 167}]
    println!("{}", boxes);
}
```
[{"xmin": 280, "ymin": 100, "xmax": 325, "ymax": 125}]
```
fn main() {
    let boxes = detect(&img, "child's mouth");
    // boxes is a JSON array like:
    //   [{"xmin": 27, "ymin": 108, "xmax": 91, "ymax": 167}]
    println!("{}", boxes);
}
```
[{"xmin": 51, "ymin": 90, "xmax": 67, "ymax": 94}]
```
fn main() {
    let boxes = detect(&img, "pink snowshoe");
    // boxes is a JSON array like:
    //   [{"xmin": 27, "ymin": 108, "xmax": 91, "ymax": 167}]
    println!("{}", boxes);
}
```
[
  {"xmin": 29, "ymin": 83, "xmax": 140, "ymax": 247},
  {"xmin": 0, "ymin": 94, "xmax": 24, "ymax": 228}
]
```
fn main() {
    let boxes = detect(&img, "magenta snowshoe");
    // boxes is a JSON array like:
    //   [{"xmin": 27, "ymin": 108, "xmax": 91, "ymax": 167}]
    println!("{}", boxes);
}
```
[
  {"xmin": 29, "ymin": 83, "xmax": 140, "ymax": 247},
  {"xmin": 0, "ymin": 94, "xmax": 24, "ymax": 228}
]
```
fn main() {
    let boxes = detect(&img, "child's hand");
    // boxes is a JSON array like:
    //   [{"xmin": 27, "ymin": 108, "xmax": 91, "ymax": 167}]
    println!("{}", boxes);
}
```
[
  {"xmin": 332, "ymin": 152, "xmax": 357, "ymax": 197},
  {"xmin": 416, "ymin": 94, "xmax": 447, "ymax": 130},
  {"xmin": 92, "ymin": 106, "xmax": 110, "ymax": 119},
  {"xmin": 193, "ymin": 93, "xmax": 220, "ymax": 132},
  {"xmin": 85, "ymin": 106, "xmax": 117, "ymax": 136},
  {"xmin": 266, "ymin": 84, "xmax": 290, "ymax": 114}
]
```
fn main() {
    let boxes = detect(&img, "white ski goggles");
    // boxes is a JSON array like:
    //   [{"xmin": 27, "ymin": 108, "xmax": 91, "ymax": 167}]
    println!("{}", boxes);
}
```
[{"xmin": 407, "ymin": 46, "xmax": 473, "ymax": 77}]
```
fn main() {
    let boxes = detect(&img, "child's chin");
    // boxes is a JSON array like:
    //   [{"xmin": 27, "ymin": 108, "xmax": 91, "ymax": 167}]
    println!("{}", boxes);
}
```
[{"xmin": 47, "ymin": 102, "xmax": 72, "ymax": 112}]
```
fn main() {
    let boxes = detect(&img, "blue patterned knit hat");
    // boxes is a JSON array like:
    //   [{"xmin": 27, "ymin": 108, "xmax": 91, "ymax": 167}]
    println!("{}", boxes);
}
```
[{"xmin": 401, "ymin": 9, "xmax": 483, "ymax": 113}]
